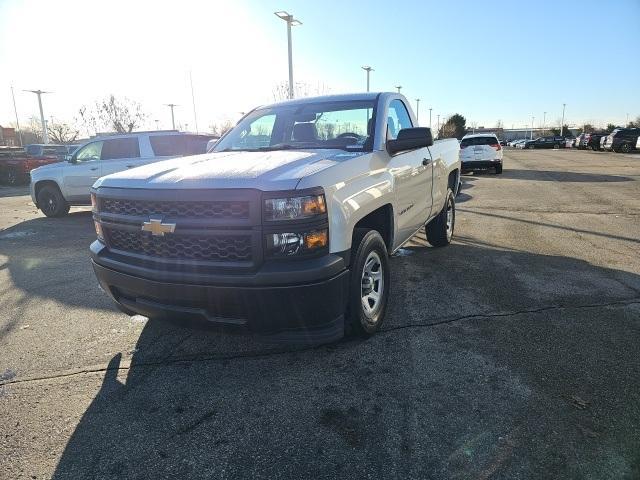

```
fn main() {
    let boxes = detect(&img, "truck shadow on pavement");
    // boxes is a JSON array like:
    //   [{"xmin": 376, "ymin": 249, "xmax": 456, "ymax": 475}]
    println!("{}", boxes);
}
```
[
  {"xmin": 500, "ymin": 169, "xmax": 633, "ymax": 183},
  {"xmin": 50, "ymin": 240, "xmax": 640, "ymax": 479}
]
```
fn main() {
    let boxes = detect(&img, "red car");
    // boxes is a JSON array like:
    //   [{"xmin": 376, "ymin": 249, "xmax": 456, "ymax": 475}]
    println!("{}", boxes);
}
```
[{"xmin": 0, "ymin": 144, "xmax": 71, "ymax": 185}]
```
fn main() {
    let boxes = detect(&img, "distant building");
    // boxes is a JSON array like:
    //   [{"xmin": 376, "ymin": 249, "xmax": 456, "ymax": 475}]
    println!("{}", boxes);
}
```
[{"xmin": 0, "ymin": 126, "xmax": 17, "ymax": 146}]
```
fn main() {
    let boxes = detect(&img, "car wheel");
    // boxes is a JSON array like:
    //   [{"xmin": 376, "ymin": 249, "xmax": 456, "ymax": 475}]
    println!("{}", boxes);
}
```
[
  {"xmin": 554, "ymin": 144, "xmax": 560, "ymax": 150},
  {"xmin": 529, "ymin": 144, "xmax": 534, "ymax": 149},
  {"xmin": 37, "ymin": 185, "xmax": 70, "ymax": 217},
  {"xmin": 621, "ymin": 143, "xmax": 631, "ymax": 153},
  {"xmin": 345, "ymin": 228, "xmax": 390, "ymax": 337},
  {"xmin": 6, "ymin": 168, "xmax": 22, "ymax": 186},
  {"xmin": 426, "ymin": 188, "xmax": 455, "ymax": 248},
  {"xmin": 495, "ymin": 164, "xmax": 503, "ymax": 174}
]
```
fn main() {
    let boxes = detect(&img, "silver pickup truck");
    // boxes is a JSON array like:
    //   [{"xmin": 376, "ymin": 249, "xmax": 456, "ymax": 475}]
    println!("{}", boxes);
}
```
[{"xmin": 90, "ymin": 93, "xmax": 461, "ymax": 343}]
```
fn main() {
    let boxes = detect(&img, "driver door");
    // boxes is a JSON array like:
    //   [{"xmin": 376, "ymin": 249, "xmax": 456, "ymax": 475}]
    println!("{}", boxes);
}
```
[
  {"xmin": 63, "ymin": 141, "xmax": 103, "ymax": 203},
  {"xmin": 386, "ymin": 99, "xmax": 433, "ymax": 243}
]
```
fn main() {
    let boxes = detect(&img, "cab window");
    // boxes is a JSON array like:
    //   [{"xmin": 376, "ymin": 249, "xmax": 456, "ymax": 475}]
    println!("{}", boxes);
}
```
[
  {"xmin": 75, "ymin": 141, "xmax": 103, "ymax": 162},
  {"xmin": 387, "ymin": 100, "xmax": 413, "ymax": 140},
  {"xmin": 101, "ymin": 138, "xmax": 140, "ymax": 160}
]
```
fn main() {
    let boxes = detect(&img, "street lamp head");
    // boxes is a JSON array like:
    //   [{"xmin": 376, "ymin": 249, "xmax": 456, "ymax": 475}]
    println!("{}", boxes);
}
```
[
  {"xmin": 274, "ymin": 10, "xmax": 290, "ymax": 19},
  {"xmin": 275, "ymin": 11, "xmax": 301, "ymax": 24},
  {"xmin": 362, "ymin": 65, "xmax": 373, "ymax": 72}
]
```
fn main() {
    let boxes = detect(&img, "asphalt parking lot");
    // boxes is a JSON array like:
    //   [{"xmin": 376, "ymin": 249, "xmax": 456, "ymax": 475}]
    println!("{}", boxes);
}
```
[{"xmin": 1, "ymin": 148, "xmax": 639, "ymax": 479}]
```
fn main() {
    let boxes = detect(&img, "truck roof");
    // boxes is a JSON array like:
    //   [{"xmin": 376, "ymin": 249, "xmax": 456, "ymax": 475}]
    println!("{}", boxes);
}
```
[{"xmin": 260, "ymin": 92, "xmax": 385, "ymax": 109}]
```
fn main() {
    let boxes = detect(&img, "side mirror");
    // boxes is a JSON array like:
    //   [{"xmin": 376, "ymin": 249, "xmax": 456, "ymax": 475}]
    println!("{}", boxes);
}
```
[
  {"xmin": 67, "ymin": 154, "xmax": 77, "ymax": 164},
  {"xmin": 386, "ymin": 127, "xmax": 433, "ymax": 155}
]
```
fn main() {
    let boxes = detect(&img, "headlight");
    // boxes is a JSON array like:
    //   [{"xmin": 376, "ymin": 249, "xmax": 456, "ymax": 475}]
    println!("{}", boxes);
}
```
[
  {"xmin": 266, "ymin": 229, "xmax": 328, "ymax": 257},
  {"xmin": 94, "ymin": 220, "xmax": 104, "ymax": 241},
  {"xmin": 264, "ymin": 194, "xmax": 326, "ymax": 221},
  {"xmin": 90, "ymin": 192, "xmax": 97, "ymax": 212}
]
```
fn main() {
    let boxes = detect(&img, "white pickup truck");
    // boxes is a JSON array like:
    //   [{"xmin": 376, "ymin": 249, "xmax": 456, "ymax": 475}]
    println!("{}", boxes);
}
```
[{"xmin": 90, "ymin": 93, "xmax": 460, "ymax": 343}]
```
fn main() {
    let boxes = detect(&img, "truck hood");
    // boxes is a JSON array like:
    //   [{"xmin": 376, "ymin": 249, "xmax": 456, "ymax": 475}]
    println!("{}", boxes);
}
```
[
  {"xmin": 30, "ymin": 161, "xmax": 65, "ymax": 176},
  {"xmin": 94, "ymin": 149, "xmax": 365, "ymax": 191}
]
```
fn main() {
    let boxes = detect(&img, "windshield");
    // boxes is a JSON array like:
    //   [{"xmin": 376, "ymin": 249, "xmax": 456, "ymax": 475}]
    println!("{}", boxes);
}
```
[{"xmin": 214, "ymin": 100, "xmax": 376, "ymax": 152}]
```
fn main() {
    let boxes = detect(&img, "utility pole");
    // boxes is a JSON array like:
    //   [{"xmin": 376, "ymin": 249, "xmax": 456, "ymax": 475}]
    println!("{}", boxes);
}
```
[
  {"xmin": 560, "ymin": 103, "xmax": 566, "ymax": 136},
  {"xmin": 543, "ymin": 111, "xmax": 546, "ymax": 136},
  {"xmin": 362, "ymin": 66, "xmax": 373, "ymax": 92},
  {"xmin": 415, "ymin": 99, "xmax": 420, "ymax": 123},
  {"xmin": 531, "ymin": 115, "xmax": 535, "ymax": 140},
  {"xmin": 24, "ymin": 89, "xmax": 51, "ymax": 143},
  {"xmin": 189, "ymin": 70, "xmax": 199, "ymax": 133},
  {"xmin": 275, "ymin": 11, "xmax": 302, "ymax": 99},
  {"xmin": 155, "ymin": 119, "xmax": 160, "ymax": 130},
  {"xmin": 395, "ymin": 85, "xmax": 402, "ymax": 93},
  {"xmin": 10, "ymin": 86, "xmax": 23, "ymax": 146},
  {"xmin": 429, "ymin": 107, "xmax": 432, "ymax": 130},
  {"xmin": 165, "ymin": 104, "xmax": 178, "ymax": 130},
  {"xmin": 436, "ymin": 114, "xmax": 440, "ymax": 137}
]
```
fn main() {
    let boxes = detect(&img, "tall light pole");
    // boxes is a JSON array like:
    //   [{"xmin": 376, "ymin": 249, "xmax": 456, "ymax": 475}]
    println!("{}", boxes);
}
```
[
  {"xmin": 436, "ymin": 114, "xmax": 440, "ymax": 137},
  {"xmin": 415, "ymin": 99, "xmax": 420, "ymax": 123},
  {"xmin": 24, "ymin": 89, "xmax": 50, "ymax": 143},
  {"xmin": 543, "ymin": 111, "xmax": 547, "ymax": 136},
  {"xmin": 155, "ymin": 119, "xmax": 160, "ymax": 130},
  {"xmin": 531, "ymin": 115, "xmax": 535, "ymax": 140},
  {"xmin": 165, "ymin": 103, "xmax": 178, "ymax": 130},
  {"xmin": 395, "ymin": 85, "xmax": 402, "ymax": 93},
  {"xmin": 275, "ymin": 11, "xmax": 302, "ymax": 99},
  {"xmin": 189, "ymin": 70, "xmax": 199, "ymax": 133},
  {"xmin": 429, "ymin": 107, "xmax": 432, "ymax": 130},
  {"xmin": 362, "ymin": 66, "xmax": 373, "ymax": 92},
  {"xmin": 10, "ymin": 86, "xmax": 23, "ymax": 146},
  {"xmin": 560, "ymin": 103, "xmax": 566, "ymax": 136}
]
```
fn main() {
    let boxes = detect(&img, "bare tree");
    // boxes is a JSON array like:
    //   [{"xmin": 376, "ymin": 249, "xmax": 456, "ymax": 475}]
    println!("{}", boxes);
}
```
[
  {"xmin": 209, "ymin": 120, "xmax": 234, "ymax": 137},
  {"xmin": 495, "ymin": 119, "xmax": 503, "ymax": 129},
  {"xmin": 47, "ymin": 121, "xmax": 79, "ymax": 144},
  {"xmin": 272, "ymin": 81, "xmax": 330, "ymax": 102},
  {"xmin": 79, "ymin": 95, "xmax": 148, "ymax": 136}
]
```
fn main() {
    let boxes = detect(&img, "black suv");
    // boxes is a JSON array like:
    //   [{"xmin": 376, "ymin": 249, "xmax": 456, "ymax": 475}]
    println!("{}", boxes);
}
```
[
  {"xmin": 603, "ymin": 128, "xmax": 640, "ymax": 153},
  {"xmin": 584, "ymin": 132, "xmax": 608, "ymax": 151},
  {"xmin": 523, "ymin": 136, "xmax": 565, "ymax": 149}
]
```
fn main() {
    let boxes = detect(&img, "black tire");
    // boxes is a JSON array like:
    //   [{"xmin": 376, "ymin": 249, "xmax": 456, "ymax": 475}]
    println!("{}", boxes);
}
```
[
  {"xmin": 529, "ymin": 144, "xmax": 535, "ymax": 149},
  {"xmin": 345, "ymin": 228, "xmax": 390, "ymax": 337},
  {"xmin": 495, "ymin": 164, "xmax": 503, "ymax": 174},
  {"xmin": 620, "ymin": 143, "xmax": 631, "ymax": 154},
  {"xmin": 554, "ymin": 144, "xmax": 560, "ymax": 150},
  {"xmin": 37, "ymin": 184, "xmax": 70, "ymax": 217},
  {"xmin": 426, "ymin": 189, "xmax": 455, "ymax": 247}
]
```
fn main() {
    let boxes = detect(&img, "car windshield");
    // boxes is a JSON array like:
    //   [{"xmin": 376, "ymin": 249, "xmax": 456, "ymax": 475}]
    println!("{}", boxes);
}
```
[{"xmin": 214, "ymin": 100, "xmax": 376, "ymax": 152}]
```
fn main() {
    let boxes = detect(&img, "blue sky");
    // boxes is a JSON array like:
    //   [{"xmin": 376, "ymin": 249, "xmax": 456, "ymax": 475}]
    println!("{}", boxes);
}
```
[{"xmin": 1, "ymin": 0, "xmax": 638, "ymax": 131}]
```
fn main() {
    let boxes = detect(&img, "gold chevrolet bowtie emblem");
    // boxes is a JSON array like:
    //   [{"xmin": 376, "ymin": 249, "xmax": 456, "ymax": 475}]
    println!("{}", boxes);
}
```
[{"xmin": 141, "ymin": 217, "xmax": 176, "ymax": 236}]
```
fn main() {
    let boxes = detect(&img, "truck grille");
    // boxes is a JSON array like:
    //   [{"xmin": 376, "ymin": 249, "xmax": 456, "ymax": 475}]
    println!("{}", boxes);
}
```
[
  {"xmin": 101, "ymin": 198, "xmax": 250, "ymax": 220},
  {"xmin": 106, "ymin": 228, "xmax": 252, "ymax": 262}
]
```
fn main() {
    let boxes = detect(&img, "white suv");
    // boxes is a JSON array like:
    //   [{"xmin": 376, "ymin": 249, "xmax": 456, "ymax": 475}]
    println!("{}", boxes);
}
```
[
  {"xmin": 460, "ymin": 133, "xmax": 504, "ymax": 174},
  {"xmin": 30, "ymin": 131, "xmax": 213, "ymax": 217}
]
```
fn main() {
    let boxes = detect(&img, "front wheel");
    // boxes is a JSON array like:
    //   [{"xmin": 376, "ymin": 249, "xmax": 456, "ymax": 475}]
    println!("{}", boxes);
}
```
[
  {"xmin": 426, "ymin": 188, "xmax": 455, "ymax": 247},
  {"xmin": 345, "ymin": 229, "xmax": 390, "ymax": 337},
  {"xmin": 37, "ymin": 185, "xmax": 70, "ymax": 217},
  {"xmin": 621, "ymin": 143, "xmax": 631, "ymax": 153},
  {"xmin": 495, "ymin": 164, "xmax": 503, "ymax": 174}
]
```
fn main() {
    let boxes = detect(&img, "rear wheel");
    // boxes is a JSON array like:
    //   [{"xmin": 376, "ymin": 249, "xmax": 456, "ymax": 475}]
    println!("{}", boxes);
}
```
[
  {"xmin": 5, "ymin": 168, "xmax": 23, "ymax": 186},
  {"xmin": 37, "ymin": 185, "xmax": 70, "ymax": 217},
  {"xmin": 495, "ymin": 164, "xmax": 503, "ymax": 174},
  {"xmin": 426, "ymin": 189, "xmax": 455, "ymax": 247},
  {"xmin": 345, "ymin": 229, "xmax": 390, "ymax": 337},
  {"xmin": 621, "ymin": 143, "xmax": 631, "ymax": 153},
  {"xmin": 554, "ymin": 144, "xmax": 560, "ymax": 150}
]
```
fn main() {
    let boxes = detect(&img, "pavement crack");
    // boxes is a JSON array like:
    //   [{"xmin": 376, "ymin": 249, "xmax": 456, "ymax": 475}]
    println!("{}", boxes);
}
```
[
  {"xmin": 380, "ymin": 297, "xmax": 640, "ymax": 334},
  {"xmin": 2, "ymin": 298, "xmax": 639, "ymax": 388}
]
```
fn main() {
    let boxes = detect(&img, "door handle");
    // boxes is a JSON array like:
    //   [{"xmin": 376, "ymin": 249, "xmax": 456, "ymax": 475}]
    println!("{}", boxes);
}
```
[
  {"xmin": 422, "ymin": 158, "xmax": 431, "ymax": 166},
  {"xmin": 126, "ymin": 165, "xmax": 135, "ymax": 168},
  {"xmin": 90, "ymin": 167, "xmax": 98, "ymax": 171}
]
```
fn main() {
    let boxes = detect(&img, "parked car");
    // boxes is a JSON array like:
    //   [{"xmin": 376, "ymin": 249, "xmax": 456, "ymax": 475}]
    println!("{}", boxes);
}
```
[
  {"xmin": 585, "ymin": 132, "xmax": 607, "ymax": 151},
  {"xmin": 523, "ymin": 136, "xmax": 566, "ymax": 149},
  {"xmin": 89, "ymin": 93, "xmax": 461, "ymax": 343},
  {"xmin": 603, "ymin": 128, "xmax": 640, "ymax": 153},
  {"xmin": 0, "ymin": 143, "xmax": 69, "ymax": 185},
  {"xmin": 460, "ymin": 133, "xmax": 503, "ymax": 174},
  {"xmin": 512, "ymin": 139, "xmax": 528, "ymax": 148},
  {"xmin": 636, "ymin": 135, "xmax": 640, "ymax": 151},
  {"xmin": 600, "ymin": 135, "xmax": 607, "ymax": 150},
  {"xmin": 30, "ymin": 131, "xmax": 216, "ymax": 216}
]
